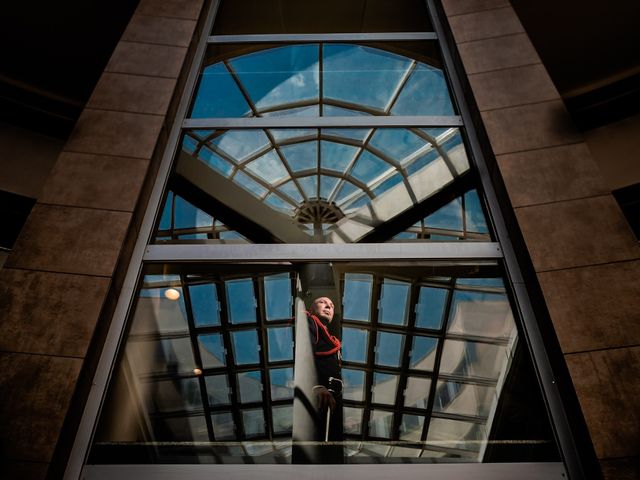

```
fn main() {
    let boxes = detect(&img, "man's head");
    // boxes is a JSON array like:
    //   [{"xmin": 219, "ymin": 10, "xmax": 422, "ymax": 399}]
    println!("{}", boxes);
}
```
[{"xmin": 311, "ymin": 296, "xmax": 335, "ymax": 323}]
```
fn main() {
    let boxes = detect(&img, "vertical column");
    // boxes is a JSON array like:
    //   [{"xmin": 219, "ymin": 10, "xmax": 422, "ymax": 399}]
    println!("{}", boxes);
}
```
[
  {"xmin": 440, "ymin": 1, "xmax": 640, "ymax": 478},
  {"xmin": 0, "ymin": 1, "xmax": 205, "ymax": 478}
]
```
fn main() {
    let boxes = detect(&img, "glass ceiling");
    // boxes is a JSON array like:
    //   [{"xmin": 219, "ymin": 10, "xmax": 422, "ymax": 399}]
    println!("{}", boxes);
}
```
[{"xmin": 191, "ymin": 43, "xmax": 454, "ymax": 118}]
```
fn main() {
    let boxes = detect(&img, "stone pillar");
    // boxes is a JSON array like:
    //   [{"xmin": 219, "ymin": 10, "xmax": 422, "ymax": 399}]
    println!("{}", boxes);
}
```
[
  {"xmin": 440, "ymin": 0, "xmax": 640, "ymax": 478},
  {"xmin": 0, "ymin": 1, "xmax": 206, "ymax": 478}
]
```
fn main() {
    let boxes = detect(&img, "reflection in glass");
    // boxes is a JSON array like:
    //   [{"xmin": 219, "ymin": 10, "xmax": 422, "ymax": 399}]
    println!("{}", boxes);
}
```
[
  {"xmin": 238, "ymin": 370, "xmax": 263, "ymax": 403},
  {"xmin": 205, "ymin": 374, "xmax": 231, "ymax": 406},
  {"xmin": 376, "ymin": 331, "xmax": 404, "ymax": 367},
  {"xmin": 212, "ymin": 412, "xmax": 236, "ymax": 440},
  {"xmin": 268, "ymin": 327, "xmax": 293, "ymax": 362},
  {"xmin": 126, "ymin": 337, "xmax": 194, "ymax": 375},
  {"xmin": 242, "ymin": 408, "xmax": 266, "ymax": 437},
  {"xmin": 231, "ymin": 330, "xmax": 260, "ymax": 365},
  {"xmin": 448, "ymin": 291, "xmax": 515, "ymax": 340},
  {"xmin": 404, "ymin": 376, "xmax": 431, "ymax": 409},
  {"xmin": 434, "ymin": 381, "xmax": 495, "ymax": 418},
  {"xmin": 198, "ymin": 333, "xmax": 226, "ymax": 368},
  {"xmin": 342, "ymin": 369, "xmax": 366, "ymax": 401},
  {"xmin": 415, "ymin": 286, "xmax": 447, "ymax": 329},
  {"xmin": 343, "ymin": 273, "xmax": 372, "ymax": 321},
  {"xmin": 372, "ymin": 372, "xmax": 399, "ymax": 405},
  {"xmin": 189, "ymin": 283, "xmax": 220, "ymax": 327},
  {"xmin": 264, "ymin": 273, "xmax": 292, "ymax": 320},
  {"xmin": 369, "ymin": 410, "xmax": 394, "ymax": 438},
  {"xmin": 148, "ymin": 378, "xmax": 203, "ymax": 413},
  {"xmin": 400, "ymin": 414, "xmax": 425, "ymax": 441},
  {"xmin": 161, "ymin": 416, "xmax": 209, "ymax": 442},
  {"xmin": 426, "ymin": 417, "xmax": 486, "ymax": 452},
  {"xmin": 378, "ymin": 278, "xmax": 410, "ymax": 326},
  {"xmin": 272, "ymin": 406, "xmax": 293, "ymax": 434},
  {"xmin": 342, "ymin": 327, "xmax": 369, "ymax": 363},
  {"xmin": 344, "ymin": 407, "xmax": 363, "ymax": 435},
  {"xmin": 270, "ymin": 367, "xmax": 294, "ymax": 400},
  {"xmin": 409, "ymin": 335, "xmax": 438, "ymax": 371},
  {"xmin": 439, "ymin": 339, "xmax": 509, "ymax": 381},
  {"xmin": 226, "ymin": 279, "xmax": 257, "ymax": 324}
]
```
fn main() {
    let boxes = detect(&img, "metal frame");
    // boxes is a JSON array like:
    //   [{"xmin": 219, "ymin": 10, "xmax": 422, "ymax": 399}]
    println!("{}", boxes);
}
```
[{"xmin": 64, "ymin": 0, "xmax": 580, "ymax": 478}]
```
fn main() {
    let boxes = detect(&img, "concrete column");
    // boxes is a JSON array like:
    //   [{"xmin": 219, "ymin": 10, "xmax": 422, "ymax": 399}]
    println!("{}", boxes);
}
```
[{"xmin": 440, "ymin": 1, "xmax": 640, "ymax": 478}]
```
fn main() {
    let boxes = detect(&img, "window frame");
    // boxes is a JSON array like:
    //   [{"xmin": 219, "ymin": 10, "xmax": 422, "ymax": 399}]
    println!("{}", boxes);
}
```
[{"xmin": 63, "ymin": 1, "xmax": 581, "ymax": 479}]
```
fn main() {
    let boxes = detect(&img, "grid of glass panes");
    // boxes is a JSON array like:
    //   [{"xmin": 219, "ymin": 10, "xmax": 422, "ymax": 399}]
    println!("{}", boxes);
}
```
[
  {"xmin": 340, "ymin": 272, "xmax": 517, "ymax": 459},
  {"xmin": 112, "ymin": 271, "xmax": 296, "ymax": 450}
]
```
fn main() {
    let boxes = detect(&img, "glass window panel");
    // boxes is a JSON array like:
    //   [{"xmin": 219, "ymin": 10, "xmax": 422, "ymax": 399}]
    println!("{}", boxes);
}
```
[
  {"xmin": 391, "ymin": 64, "xmax": 455, "ymax": 116},
  {"xmin": 211, "ymin": 130, "xmax": 270, "ymax": 162},
  {"xmin": 147, "ymin": 377, "xmax": 203, "ymax": 413},
  {"xmin": 404, "ymin": 376, "xmax": 431, "ymax": 409},
  {"xmin": 439, "ymin": 339, "xmax": 510, "ymax": 381},
  {"xmin": 231, "ymin": 330, "xmax": 260, "ymax": 365},
  {"xmin": 375, "ymin": 331, "xmax": 404, "ymax": 367},
  {"xmin": 126, "ymin": 337, "xmax": 194, "ymax": 375},
  {"xmin": 159, "ymin": 415, "xmax": 209, "ymax": 442},
  {"xmin": 278, "ymin": 180, "xmax": 305, "ymax": 203},
  {"xmin": 190, "ymin": 63, "xmax": 250, "ymax": 118},
  {"xmin": 159, "ymin": 192, "xmax": 173, "ymax": 231},
  {"xmin": 265, "ymin": 193, "xmax": 295, "ymax": 214},
  {"xmin": 233, "ymin": 170, "xmax": 269, "ymax": 198},
  {"xmin": 320, "ymin": 141, "xmax": 359, "ymax": 172},
  {"xmin": 415, "ymin": 286, "xmax": 447, "ymax": 329},
  {"xmin": 323, "ymin": 128, "xmax": 371, "ymax": 143},
  {"xmin": 425, "ymin": 197, "xmax": 463, "ymax": 231},
  {"xmin": 368, "ymin": 409, "xmax": 394, "ymax": 438},
  {"xmin": 372, "ymin": 372, "xmax": 399, "ymax": 405},
  {"xmin": 369, "ymin": 128, "xmax": 427, "ymax": 161},
  {"xmin": 242, "ymin": 408, "xmax": 266, "ymax": 437},
  {"xmin": 456, "ymin": 277, "xmax": 505, "ymax": 288},
  {"xmin": 344, "ymin": 407, "xmax": 363, "ymax": 435},
  {"xmin": 448, "ymin": 291, "xmax": 516, "ymax": 340},
  {"xmin": 426, "ymin": 417, "xmax": 486, "ymax": 452},
  {"xmin": 378, "ymin": 278, "xmax": 410, "ymax": 326},
  {"xmin": 131, "ymin": 285, "xmax": 188, "ymax": 334},
  {"xmin": 349, "ymin": 150, "xmax": 391, "ymax": 185},
  {"xmin": 198, "ymin": 146, "xmax": 234, "ymax": 177},
  {"xmin": 245, "ymin": 150, "xmax": 290, "ymax": 183},
  {"xmin": 189, "ymin": 283, "xmax": 220, "ymax": 327},
  {"xmin": 270, "ymin": 367, "xmax": 294, "ymax": 400},
  {"xmin": 319, "ymin": 175, "xmax": 340, "ymax": 200},
  {"xmin": 465, "ymin": 190, "xmax": 489, "ymax": 234},
  {"xmin": 198, "ymin": 333, "xmax": 226, "ymax": 368},
  {"xmin": 269, "ymin": 128, "xmax": 316, "ymax": 142},
  {"xmin": 281, "ymin": 141, "xmax": 317, "ymax": 172},
  {"xmin": 409, "ymin": 335, "xmax": 438, "ymax": 371},
  {"xmin": 342, "ymin": 368, "xmax": 366, "ymax": 402},
  {"xmin": 341, "ymin": 327, "xmax": 369, "ymax": 364},
  {"xmin": 226, "ymin": 278, "xmax": 257, "ymax": 324},
  {"xmin": 205, "ymin": 374, "xmax": 231, "ymax": 406},
  {"xmin": 272, "ymin": 405, "xmax": 293, "ymax": 434},
  {"xmin": 434, "ymin": 380, "xmax": 495, "ymax": 418},
  {"xmin": 212, "ymin": 412, "xmax": 236, "ymax": 440},
  {"xmin": 237, "ymin": 370, "xmax": 263, "ymax": 403},
  {"xmin": 264, "ymin": 273, "xmax": 292, "ymax": 320},
  {"xmin": 268, "ymin": 326, "xmax": 293, "ymax": 362},
  {"xmin": 400, "ymin": 414, "xmax": 425, "ymax": 441},
  {"xmin": 343, "ymin": 273, "xmax": 372, "ymax": 321},
  {"xmin": 229, "ymin": 44, "xmax": 319, "ymax": 112},
  {"xmin": 297, "ymin": 175, "xmax": 318, "ymax": 199},
  {"xmin": 324, "ymin": 44, "xmax": 412, "ymax": 112}
]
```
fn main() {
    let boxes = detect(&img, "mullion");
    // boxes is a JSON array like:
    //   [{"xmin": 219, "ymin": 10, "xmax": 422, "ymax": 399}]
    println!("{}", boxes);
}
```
[
  {"xmin": 391, "ymin": 281, "xmax": 420, "ymax": 439},
  {"xmin": 420, "ymin": 279, "xmax": 456, "ymax": 443},
  {"xmin": 256, "ymin": 275, "xmax": 274, "ymax": 439},
  {"xmin": 179, "ymin": 274, "xmax": 216, "ymax": 441},
  {"xmin": 361, "ymin": 274, "xmax": 382, "ymax": 439}
]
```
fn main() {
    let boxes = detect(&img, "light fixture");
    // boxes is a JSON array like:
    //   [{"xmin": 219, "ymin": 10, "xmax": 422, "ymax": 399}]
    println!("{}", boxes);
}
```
[
  {"xmin": 193, "ymin": 368, "xmax": 203, "ymax": 376},
  {"xmin": 164, "ymin": 288, "xmax": 181, "ymax": 300}
]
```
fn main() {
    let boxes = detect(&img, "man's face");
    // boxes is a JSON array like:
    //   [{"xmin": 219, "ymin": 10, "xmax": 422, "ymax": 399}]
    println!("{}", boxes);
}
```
[{"xmin": 311, "ymin": 297, "xmax": 335, "ymax": 323}]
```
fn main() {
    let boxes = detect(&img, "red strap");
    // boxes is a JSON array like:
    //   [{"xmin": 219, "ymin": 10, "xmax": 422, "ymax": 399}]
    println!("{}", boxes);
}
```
[{"xmin": 308, "ymin": 312, "xmax": 341, "ymax": 356}]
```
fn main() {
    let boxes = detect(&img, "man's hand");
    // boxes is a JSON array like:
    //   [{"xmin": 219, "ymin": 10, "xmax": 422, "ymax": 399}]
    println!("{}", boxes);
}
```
[{"xmin": 314, "ymin": 385, "xmax": 336, "ymax": 411}]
